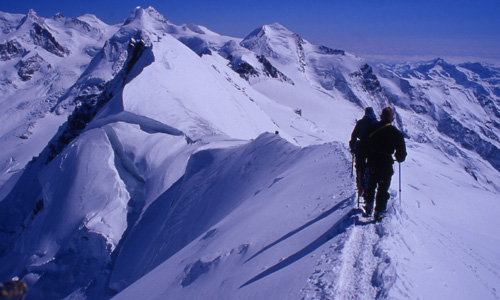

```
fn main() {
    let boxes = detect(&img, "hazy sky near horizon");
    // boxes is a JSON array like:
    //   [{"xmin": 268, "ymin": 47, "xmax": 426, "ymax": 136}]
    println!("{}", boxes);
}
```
[{"xmin": 2, "ymin": 0, "xmax": 499, "ymax": 64}]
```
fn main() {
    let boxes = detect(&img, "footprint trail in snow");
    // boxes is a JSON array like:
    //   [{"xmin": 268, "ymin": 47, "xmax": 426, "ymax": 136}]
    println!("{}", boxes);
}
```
[{"xmin": 302, "ymin": 216, "xmax": 393, "ymax": 300}]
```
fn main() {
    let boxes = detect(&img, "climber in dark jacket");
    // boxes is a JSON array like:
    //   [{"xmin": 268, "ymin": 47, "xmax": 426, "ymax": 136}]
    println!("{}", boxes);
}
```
[
  {"xmin": 349, "ymin": 107, "xmax": 378, "ymax": 194},
  {"xmin": 363, "ymin": 107, "xmax": 407, "ymax": 221}
]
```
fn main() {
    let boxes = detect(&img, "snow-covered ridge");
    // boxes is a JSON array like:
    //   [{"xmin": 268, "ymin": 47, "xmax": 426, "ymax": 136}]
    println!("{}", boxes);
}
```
[{"xmin": 0, "ymin": 6, "xmax": 499, "ymax": 300}]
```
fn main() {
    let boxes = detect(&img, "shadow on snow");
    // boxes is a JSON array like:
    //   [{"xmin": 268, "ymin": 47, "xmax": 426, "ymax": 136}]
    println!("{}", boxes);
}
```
[
  {"xmin": 240, "ymin": 194, "xmax": 359, "ymax": 288},
  {"xmin": 244, "ymin": 195, "xmax": 354, "ymax": 264}
]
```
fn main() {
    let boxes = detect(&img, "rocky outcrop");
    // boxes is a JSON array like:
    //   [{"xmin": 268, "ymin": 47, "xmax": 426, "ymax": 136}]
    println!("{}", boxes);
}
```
[
  {"xmin": 16, "ymin": 54, "xmax": 50, "ymax": 81},
  {"xmin": 0, "ymin": 40, "xmax": 25, "ymax": 61}
]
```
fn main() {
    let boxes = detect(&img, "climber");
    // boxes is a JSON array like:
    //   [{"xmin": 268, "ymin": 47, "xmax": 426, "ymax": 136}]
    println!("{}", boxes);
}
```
[
  {"xmin": 362, "ymin": 107, "xmax": 407, "ymax": 221},
  {"xmin": 349, "ymin": 107, "xmax": 378, "ymax": 196}
]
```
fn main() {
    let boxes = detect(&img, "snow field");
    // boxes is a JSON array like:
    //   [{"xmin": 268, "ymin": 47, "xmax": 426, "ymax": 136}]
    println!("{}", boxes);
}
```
[
  {"xmin": 381, "ymin": 139, "xmax": 500, "ymax": 300},
  {"xmin": 111, "ymin": 134, "xmax": 357, "ymax": 299}
]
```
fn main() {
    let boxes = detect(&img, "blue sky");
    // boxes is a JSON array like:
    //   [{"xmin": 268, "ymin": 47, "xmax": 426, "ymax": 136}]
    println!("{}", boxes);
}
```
[{"xmin": 2, "ymin": 0, "xmax": 499, "ymax": 64}]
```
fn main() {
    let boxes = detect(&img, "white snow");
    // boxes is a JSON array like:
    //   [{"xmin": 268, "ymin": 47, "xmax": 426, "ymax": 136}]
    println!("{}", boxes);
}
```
[
  {"xmin": 0, "ymin": 8, "xmax": 120, "ymax": 194},
  {"xmin": 0, "ymin": 6, "xmax": 499, "ymax": 300}
]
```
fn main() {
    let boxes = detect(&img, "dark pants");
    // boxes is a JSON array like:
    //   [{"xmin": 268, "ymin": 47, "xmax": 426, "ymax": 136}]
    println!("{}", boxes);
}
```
[
  {"xmin": 354, "ymin": 152, "xmax": 368, "ymax": 192},
  {"xmin": 363, "ymin": 164, "xmax": 394, "ymax": 213}
]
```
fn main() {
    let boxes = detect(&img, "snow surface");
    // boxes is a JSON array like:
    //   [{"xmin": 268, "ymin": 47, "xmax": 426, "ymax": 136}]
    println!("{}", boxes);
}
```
[
  {"xmin": 0, "ymin": 6, "xmax": 499, "ymax": 300},
  {"xmin": 0, "ymin": 8, "xmax": 120, "ymax": 195}
]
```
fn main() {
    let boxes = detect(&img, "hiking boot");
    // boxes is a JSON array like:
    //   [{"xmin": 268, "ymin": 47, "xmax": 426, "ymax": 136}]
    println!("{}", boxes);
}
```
[
  {"xmin": 362, "ymin": 205, "xmax": 372, "ymax": 218},
  {"xmin": 374, "ymin": 211, "xmax": 386, "ymax": 222}
]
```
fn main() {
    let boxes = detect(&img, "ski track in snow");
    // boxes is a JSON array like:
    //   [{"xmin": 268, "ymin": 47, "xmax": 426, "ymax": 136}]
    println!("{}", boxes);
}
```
[{"xmin": 301, "ymin": 214, "xmax": 391, "ymax": 300}]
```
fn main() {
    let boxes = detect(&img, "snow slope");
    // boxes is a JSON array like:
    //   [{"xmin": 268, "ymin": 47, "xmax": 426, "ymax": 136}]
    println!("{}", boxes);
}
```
[
  {"xmin": 0, "ymin": 9, "xmax": 120, "ymax": 195},
  {"xmin": 110, "ymin": 133, "xmax": 354, "ymax": 299},
  {"xmin": 0, "ymin": 6, "xmax": 499, "ymax": 300}
]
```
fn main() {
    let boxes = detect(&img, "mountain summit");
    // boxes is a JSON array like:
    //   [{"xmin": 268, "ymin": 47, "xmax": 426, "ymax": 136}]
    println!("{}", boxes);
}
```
[
  {"xmin": 123, "ymin": 6, "xmax": 172, "ymax": 28},
  {"xmin": 241, "ymin": 23, "xmax": 302, "ymax": 59}
]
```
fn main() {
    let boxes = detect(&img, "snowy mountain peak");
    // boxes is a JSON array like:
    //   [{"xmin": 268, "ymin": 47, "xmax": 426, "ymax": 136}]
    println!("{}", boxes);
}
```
[
  {"xmin": 241, "ymin": 22, "xmax": 297, "ymax": 44},
  {"xmin": 428, "ymin": 57, "xmax": 455, "ymax": 71},
  {"xmin": 432, "ymin": 57, "xmax": 446, "ymax": 65},
  {"xmin": 124, "ymin": 6, "xmax": 170, "ymax": 27},
  {"xmin": 241, "ymin": 22, "xmax": 307, "ymax": 61},
  {"xmin": 24, "ymin": 8, "xmax": 43, "ymax": 25},
  {"xmin": 75, "ymin": 13, "xmax": 112, "ymax": 28},
  {"xmin": 13, "ymin": 9, "xmax": 42, "ymax": 33},
  {"xmin": 3, "ymin": 9, "xmax": 70, "ymax": 58},
  {"xmin": 262, "ymin": 22, "xmax": 294, "ymax": 34},
  {"xmin": 52, "ymin": 12, "xmax": 65, "ymax": 20}
]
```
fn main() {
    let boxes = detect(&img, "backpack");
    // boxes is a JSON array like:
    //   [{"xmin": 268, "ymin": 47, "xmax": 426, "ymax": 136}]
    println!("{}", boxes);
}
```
[{"xmin": 354, "ymin": 114, "xmax": 377, "ymax": 156}]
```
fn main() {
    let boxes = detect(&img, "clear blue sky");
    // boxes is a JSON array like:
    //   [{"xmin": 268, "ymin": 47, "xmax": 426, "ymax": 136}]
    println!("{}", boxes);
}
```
[{"xmin": 2, "ymin": 0, "xmax": 499, "ymax": 64}]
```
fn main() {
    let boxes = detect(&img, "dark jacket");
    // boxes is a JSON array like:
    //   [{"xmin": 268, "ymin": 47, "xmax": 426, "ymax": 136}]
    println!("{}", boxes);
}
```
[
  {"xmin": 349, "ymin": 113, "xmax": 378, "ymax": 153},
  {"xmin": 365, "ymin": 121, "xmax": 407, "ymax": 165}
]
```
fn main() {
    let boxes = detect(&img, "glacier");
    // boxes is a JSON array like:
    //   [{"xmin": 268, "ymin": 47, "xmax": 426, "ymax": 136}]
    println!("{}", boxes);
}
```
[{"xmin": 0, "ymin": 6, "xmax": 499, "ymax": 300}]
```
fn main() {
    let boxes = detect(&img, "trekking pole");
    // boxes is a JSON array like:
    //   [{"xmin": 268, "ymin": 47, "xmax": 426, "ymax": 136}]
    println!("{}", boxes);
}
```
[
  {"xmin": 357, "ymin": 191, "xmax": 360, "ymax": 209},
  {"xmin": 351, "ymin": 153, "xmax": 354, "ymax": 178},
  {"xmin": 354, "ymin": 155, "xmax": 360, "ymax": 209},
  {"xmin": 399, "ymin": 162, "xmax": 402, "ymax": 206}
]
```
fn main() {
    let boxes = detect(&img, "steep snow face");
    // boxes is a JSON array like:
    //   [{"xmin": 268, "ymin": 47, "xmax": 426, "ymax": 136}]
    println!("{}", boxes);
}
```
[
  {"xmin": 155, "ymin": 21, "xmax": 388, "ymax": 144},
  {"xmin": 109, "ymin": 133, "xmax": 354, "ymax": 298},
  {"xmin": 38, "ymin": 128, "xmax": 129, "ymax": 253},
  {"xmin": 110, "ymin": 34, "xmax": 280, "ymax": 140},
  {"xmin": 0, "ymin": 122, "xmax": 193, "ymax": 300},
  {"xmin": 0, "ymin": 9, "xmax": 119, "ymax": 195},
  {"xmin": 0, "ymin": 11, "xmax": 24, "ymax": 34}
]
